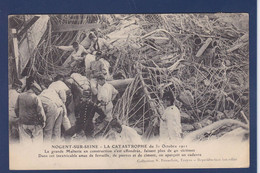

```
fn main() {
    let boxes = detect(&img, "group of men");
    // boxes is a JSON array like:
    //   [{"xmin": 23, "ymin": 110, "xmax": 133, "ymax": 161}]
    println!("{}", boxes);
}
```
[
  {"xmin": 56, "ymin": 28, "xmax": 113, "ymax": 80},
  {"xmin": 9, "ymin": 29, "xmax": 182, "ymax": 144},
  {"xmin": 9, "ymin": 74, "xmax": 122, "ymax": 143},
  {"xmin": 9, "ymin": 29, "xmax": 130, "ymax": 144},
  {"xmin": 9, "ymin": 75, "xmax": 71, "ymax": 143}
]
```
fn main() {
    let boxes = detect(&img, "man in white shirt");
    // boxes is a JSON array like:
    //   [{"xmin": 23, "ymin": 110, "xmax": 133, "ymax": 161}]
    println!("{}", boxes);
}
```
[
  {"xmin": 49, "ymin": 75, "xmax": 71, "ymax": 104},
  {"xmin": 79, "ymin": 28, "xmax": 98, "ymax": 50},
  {"xmin": 109, "ymin": 118, "xmax": 142, "ymax": 143},
  {"xmin": 39, "ymin": 89, "xmax": 65, "ymax": 141},
  {"xmin": 56, "ymin": 42, "xmax": 88, "ymax": 67},
  {"xmin": 48, "ymin": 75, "xmax": 72, "ymax": 131},
  {"xmin": 85, "ymin": 30, "xmax": 114, "ymax": 80},
  {"xmin": 96, "ymin": 74, "xmax": 118, "ymax": 121},
  {"xmin": 99, "ymin": 56, "xmax": 112, "ymax": 80},
  {"xmin": 159, "ymin": 92, "xmax": 182, "ymax": 142},
  {"xmin": 84, "ymin": 53, "xmax": 96, "ymax": 78},
  {"xmin": 87, "ymin": 31, "xmax": 113, "ymax": 54}
]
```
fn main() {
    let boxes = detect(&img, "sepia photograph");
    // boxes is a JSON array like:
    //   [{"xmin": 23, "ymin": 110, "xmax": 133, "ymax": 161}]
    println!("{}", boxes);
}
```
[{"xmin": 8, "ymin": 13, "xmax": 250, "ymax": 170}]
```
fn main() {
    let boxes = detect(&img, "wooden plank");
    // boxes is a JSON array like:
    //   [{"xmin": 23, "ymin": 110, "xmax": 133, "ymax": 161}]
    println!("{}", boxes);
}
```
[
  {"xmin": 17, "ymin": 16, "xmax": 40, "ymax": 40},
  {"xmin": 196, "ymin": 38, "xmax": 212, "ymax": 57},
  {"xmin": 52, "ymin": 23, "xmax": 101, "ymax": 32},
  {"xmin": 108, "ymin": 78, "xmax": 134, "ymax": 89},
  {"xmin": 11, "ymin": 29, "xmax": 20, "ymax": 78},
  {"xmin": 184, "ymin": 119, "xmax": 249, "ymax": 141},
  {"xmin": 226, "ymin": 42, "xmax": 247, "ymax": 53},
  {"xmin": 19, "ymin": 15, "xmax": 49, "ymax": 73},
  {"xmin": 226, "ymin": 34, "xmax": 249, "ymax": 53}
]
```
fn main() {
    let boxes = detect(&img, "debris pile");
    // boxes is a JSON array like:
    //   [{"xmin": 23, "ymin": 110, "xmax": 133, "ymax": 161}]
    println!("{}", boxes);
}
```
[
  {"xmin": 9, "ymin": 14, "xmax": 249, "ymax": 141},
  {"xmin": 112, "ymin": 14, "xmax": 249, "ymax": 140}
]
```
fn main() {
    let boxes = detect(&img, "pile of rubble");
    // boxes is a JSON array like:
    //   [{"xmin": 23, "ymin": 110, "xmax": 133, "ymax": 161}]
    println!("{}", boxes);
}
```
[{"xmin": 9, "ymin": 14, "xmax": 249, "ymax": 141}]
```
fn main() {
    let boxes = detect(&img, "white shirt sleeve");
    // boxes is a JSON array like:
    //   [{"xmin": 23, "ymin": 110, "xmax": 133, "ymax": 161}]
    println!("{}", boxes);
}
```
[
  {"xmin": 166, "ymin": 106, "xmax": 182, "ymax": 140},
  {"xmin": 111, "ymin": 85, "xmax": 118, "ymax": 95}
]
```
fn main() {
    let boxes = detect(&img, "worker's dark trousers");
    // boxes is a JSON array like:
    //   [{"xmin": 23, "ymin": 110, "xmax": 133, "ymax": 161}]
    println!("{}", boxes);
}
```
[
  {"xmin": 64, "ymin": 103, "xmax": 106, "ymax": 141},
  {"xmin": 64, "ymin": 120, "xmax": 94, "ymax": 140}
]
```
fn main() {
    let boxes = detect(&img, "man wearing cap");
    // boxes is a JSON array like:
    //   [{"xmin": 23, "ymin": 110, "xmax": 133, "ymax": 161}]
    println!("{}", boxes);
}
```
[
  {"xmin": 15, "ymin": 76, "xmax": 46, "ymax": 143},
  {"xmin": 64, "ymin": 89, "xmax": 106, "ymax": 140},
  {"xmin": 159, "ymin": 92, "xmax": 182, "ymax": 141},
  {"xmin": 96, "ymin": 74, "xmax": 118, "ymax": 121}
]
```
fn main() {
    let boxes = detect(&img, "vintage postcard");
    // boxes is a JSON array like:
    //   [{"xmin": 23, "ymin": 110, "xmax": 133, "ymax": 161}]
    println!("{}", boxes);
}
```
[{"xmin": 8, "ymin": 14, "xmax": 250, "ymax": 170}]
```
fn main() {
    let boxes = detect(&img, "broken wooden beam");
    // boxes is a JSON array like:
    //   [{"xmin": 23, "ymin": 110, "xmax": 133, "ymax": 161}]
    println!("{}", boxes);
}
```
[
  {"xmin": 141, "ymin": 29, "xmax": 174, "ymax": 39},
  {"xmin": 52, "ymin": 23, "xmax": 101, "ymax": 32},
  {"xmin": 136, "ymin": 63, "xmax": 161, "ymax": 122},
  {"xmin": 69, "ymin": 72, "xmax": 134, "ymax": 91},
  {"xmin": 240, "ymin": 111, "xmax": 249, "ymax": 125},
  {"xmin": 17, "ymin": 16, "xmax": 40, "ymax": 40},
  {"xmin": 226, "ymin": 33, "xmax": 249, "ymax": 53},
  {"xmin": 167, "ymin": 58, "xmax": 185, "ymax": 72},
  {"xmin": 108, "ymin": 78, "xmax": 134, "ymax": 89},
  {"xmin": 18, "ymin": 15, "xmax": 49, "ymax": 74},
  {"xmin": 11, "ymin": 29, "xmax": 20, "ymax": 78},
  {"xmin": 226, "ymin": 42, "xmax": 248, "ymax": 53},
  {"xmin": 184, "ymin": 119, "xmax": 249, "ymax": 141},
  {"xmin": 139, "ymin": 57, "xmax": 184, "ymax": 72},
  {"xmin": 195, "ymin": 38, "xmax": 212, "ymax": 57},
  {"xmin": 109, "ymin": 35, "xmax": 169, "ymax": 40},
  {"xmin": 237, "ymin": 33, "xmax": 249, "ymax": 43}
]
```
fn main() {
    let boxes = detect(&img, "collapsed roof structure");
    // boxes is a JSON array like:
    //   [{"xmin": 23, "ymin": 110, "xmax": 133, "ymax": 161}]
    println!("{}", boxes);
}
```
[{"xmin": 8, "ymin": 14, "xmax": 249, "ymax": 141}]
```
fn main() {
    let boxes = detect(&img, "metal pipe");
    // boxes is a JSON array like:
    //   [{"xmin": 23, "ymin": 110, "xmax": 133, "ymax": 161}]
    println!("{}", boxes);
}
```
[{"xmin": 193, "ymin": 35, "xmax": 202, "ymax": 45}]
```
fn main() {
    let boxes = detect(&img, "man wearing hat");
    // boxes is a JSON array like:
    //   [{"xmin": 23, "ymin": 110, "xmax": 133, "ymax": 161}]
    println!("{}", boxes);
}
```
[
  {"xmin": 159, "ymin": 91, "xmax": 182, "ymax": 141},
  {"xmin": 15, "ymin": 76, "xmax": 46, "ymax": 143},
  {"xmin": 64, "ymin": 89, "xmax": 106, "ymax": 140}
]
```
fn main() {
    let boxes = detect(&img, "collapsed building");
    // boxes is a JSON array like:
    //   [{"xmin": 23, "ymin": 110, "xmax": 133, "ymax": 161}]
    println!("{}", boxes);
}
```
[{"xmin": 8, "ymin": 14, "xmax": 249, "ymax": 141}]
